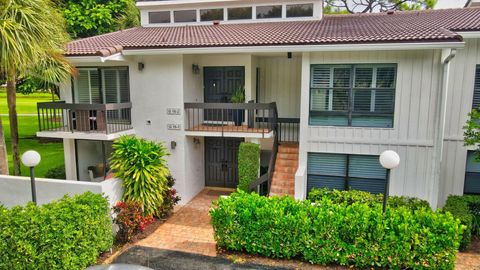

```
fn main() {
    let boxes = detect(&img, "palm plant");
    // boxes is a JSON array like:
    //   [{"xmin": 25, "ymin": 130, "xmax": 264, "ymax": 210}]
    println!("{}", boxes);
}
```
[
  {"xmin": 0, "ymin": 0, "xmax": 73, "ymax": 175},
  {"xmin": 109, "ymin": 136, "xmax": 170, "ymax": 216}
]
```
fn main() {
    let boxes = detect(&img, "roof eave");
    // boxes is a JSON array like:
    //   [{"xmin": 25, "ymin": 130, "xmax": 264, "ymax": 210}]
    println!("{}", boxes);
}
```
[{"xmin": 121, "ymin": 41, "xmax": 466, "ymax": 56}]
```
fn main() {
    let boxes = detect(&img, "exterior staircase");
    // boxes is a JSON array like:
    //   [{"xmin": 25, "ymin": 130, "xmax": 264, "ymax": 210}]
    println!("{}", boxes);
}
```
[{"xmin": 269, "ymin": 143, "xmax": 299, "ymax": 197}]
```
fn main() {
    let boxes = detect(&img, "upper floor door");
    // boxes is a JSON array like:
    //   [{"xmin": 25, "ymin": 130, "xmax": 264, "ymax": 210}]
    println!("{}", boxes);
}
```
[{"xmin": 204, "ymin": 66, "xmax": 244, "ymax": 103}]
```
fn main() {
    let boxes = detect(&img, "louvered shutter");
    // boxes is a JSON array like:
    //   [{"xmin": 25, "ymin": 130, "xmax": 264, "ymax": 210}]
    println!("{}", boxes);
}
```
[
  {"xmin": 473, "ymin": 67, "xmax": 480, "ymax": 110},
  {"xmin": 348, "ymin": 155, "xmax": 387, "ymax": 194},
  {"xmin": 119, "ymin": 69, "xmax": 130, "ymax": 102},
  {"xmin": 75, "ymin": 69, "xmax": 100, "ymax": 104},
  {"xmin": 307, "ymin": 153, "xmax": 347, "ymax": 193},
  {"xmin": 103, "ymin": 69, "xmax": 119, "ymax": 104},
  {"xmin": 465, "ymin": 151, "xmax": 480, "ymax": 194}
]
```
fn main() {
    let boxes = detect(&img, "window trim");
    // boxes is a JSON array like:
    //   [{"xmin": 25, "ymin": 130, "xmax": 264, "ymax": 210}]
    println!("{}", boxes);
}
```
[{"xmin": 309, "ymin": 64, "xmax": 397, "ymax": 128}]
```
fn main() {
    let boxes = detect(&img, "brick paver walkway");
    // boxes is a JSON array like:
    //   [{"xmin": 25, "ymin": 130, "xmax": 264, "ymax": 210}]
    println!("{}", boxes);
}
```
[{"xmin": 136, "ymin": 188, "xmax": 231, "ymax": 257}]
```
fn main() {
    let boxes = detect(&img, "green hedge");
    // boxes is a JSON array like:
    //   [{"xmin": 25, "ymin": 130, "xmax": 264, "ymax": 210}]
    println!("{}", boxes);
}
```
[
  {"xmin": 210, "ymin": 191, "xmax": 463, "ymax": 269},
  {"xmin": 444, "ymin": 195, "xmax": 480, "ymax": 250},
  {"xmin": 308, "ymin": 188, "xmax": 431, "ymax": 210},
  {"xmin": 0, "ymin": 192, "xmax": 113, "ymax": 270},
  {"xmin": 237, "ymin": 142, "xmax": 260, "ymax": 191}
]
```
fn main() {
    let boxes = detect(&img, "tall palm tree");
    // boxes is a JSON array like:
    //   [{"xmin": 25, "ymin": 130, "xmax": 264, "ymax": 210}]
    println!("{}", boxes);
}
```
[{"xmin": 0, "ymin": 0, "xmax": 72, "ymax": 175}]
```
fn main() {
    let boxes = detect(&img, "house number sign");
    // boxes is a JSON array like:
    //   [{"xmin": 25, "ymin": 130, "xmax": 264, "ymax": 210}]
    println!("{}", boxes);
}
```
[
  {"xmin": 167, "ymin": 108, "xmax": 181, "ymax": 115},
  {"xmin": 167, "ymin": 124, "xmax": 181, "ymax": 130}
]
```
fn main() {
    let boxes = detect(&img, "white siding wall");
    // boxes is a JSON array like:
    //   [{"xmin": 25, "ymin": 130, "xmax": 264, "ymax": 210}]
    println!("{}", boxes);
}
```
[
  {"xmin": 298, "ymin": 50, "xmax": 444, "ymax": 206},
  {"xmin": 439, "ymin": 38, "xmax": 480, "ymax": 205}
]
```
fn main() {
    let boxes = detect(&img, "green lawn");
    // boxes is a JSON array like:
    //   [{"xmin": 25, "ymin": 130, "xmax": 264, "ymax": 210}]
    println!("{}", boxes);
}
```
[
  {"xmin": 1, "ymin": 88, "xmax": 64, "ymax": 177},
  {"xmin": 0, "ymin": 91, "xmax": 57, "ymax": 115}
]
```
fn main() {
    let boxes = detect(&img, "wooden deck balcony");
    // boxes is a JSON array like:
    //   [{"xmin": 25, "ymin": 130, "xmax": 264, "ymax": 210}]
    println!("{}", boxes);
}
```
[
  {"xmin": 36, "ymin": 102, "xmax": 134, "ymax": 140},
  {"xmin": 184, "ymin": 102, "xmax": 278, "ymax": 138}
]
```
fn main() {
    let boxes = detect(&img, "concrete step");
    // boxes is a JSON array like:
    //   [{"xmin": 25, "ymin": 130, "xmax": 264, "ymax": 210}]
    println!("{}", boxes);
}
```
[
  {"xmin": 278, "ymin": 146, "xmax": 299, "ymax": 154},
  {"xmin": 276, "ymin": 153, "xmax": 299, "ymax": 161},
  {"xmin": 276, "ymin": 159, "xmax": 299, "ymax": 167},
  {"xmin": 275, "ymin": 166, "xmax": 297, "ymax": 173}
]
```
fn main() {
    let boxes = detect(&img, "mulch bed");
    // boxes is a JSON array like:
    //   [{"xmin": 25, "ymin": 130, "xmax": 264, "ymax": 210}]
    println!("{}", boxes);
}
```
[{"xmin": 96, "ymin": 216, "xmax": 168, "ymax": 264}]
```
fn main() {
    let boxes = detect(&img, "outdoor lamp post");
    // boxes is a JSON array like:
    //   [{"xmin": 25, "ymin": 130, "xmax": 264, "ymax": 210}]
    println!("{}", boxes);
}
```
[
  {"xmin": 21, "ymin": 150, "xmax": 41, "ymax": 205},
  {"xmin": 379, "ymin": 150, "xmax": 400, "ymax": 213}
]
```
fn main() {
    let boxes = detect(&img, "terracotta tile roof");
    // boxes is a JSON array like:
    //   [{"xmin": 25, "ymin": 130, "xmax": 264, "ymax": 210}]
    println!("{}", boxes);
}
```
[{"xmin": 66, "ymin": 8, "xmax": 480, "ymax": 56}]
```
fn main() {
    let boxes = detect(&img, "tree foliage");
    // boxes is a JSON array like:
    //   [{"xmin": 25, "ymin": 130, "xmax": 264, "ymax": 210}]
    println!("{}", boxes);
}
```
[
  {"xmin": 324, "ymin": 0, "xmax": 436, "ymax": 14},
  {"xmin": 54, "ymin": 0, "xmax": 140, "ymax": 38},
  {"xmin": 0, "ymin": 0, "xmax": 73, "ymax": 175},
  {"xmin": 464, "ymin": 109, "xmax": 480, "ymax": 160}
]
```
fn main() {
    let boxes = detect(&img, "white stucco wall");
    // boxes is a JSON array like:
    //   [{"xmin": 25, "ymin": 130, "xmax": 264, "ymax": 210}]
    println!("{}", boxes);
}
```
[{"xmin": 0, "ymin": 175, "xmax": 123, "ymax": 208}]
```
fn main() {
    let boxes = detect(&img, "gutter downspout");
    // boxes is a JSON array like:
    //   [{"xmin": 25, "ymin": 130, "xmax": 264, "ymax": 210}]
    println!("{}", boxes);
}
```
[{"xmin": 432, "ymin": 48, "xmax": 457, "ymax": 208}]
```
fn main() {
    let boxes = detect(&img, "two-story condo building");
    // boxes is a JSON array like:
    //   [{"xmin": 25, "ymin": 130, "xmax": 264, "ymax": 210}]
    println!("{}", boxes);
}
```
[{"xmin": 37, "ymin": 0, "xmax": 480, "ymax": 207}]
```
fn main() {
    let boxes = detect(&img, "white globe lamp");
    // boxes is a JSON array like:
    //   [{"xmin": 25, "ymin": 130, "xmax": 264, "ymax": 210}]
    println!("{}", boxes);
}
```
[
  {"xmin": 21, "ymin": 150, "xmax": 41, "ymax": 168},
  {"xmin": 21, "ymin": 150, "xmax": 41, "ymax": 205},
  {"xmin": 379, "ymin": 150, "xmax": 400, "ymax": 213},
  {"xmin": 379, "ymin": 150, "xmax": 400, "ymax": 169}
]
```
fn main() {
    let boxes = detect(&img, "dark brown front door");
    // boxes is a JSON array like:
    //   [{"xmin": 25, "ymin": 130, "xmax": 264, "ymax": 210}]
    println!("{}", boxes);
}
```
[{"xmin": 205, "ymin": 137, "xmax": 243, "ymax": 188}]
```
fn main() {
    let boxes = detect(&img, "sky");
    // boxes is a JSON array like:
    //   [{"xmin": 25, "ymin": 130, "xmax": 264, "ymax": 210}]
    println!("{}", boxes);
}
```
[{"xmin": 435, "ymin": 0, "xmax": 468, "ymax": 9}]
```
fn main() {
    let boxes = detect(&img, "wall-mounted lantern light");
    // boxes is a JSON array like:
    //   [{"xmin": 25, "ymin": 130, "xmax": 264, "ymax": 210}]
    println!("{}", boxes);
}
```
[
  {"xmin": 138, "ymin": 62, "xmax": 145, "ymax": 71},
  {"xmin": 192, "ymin": 64, "xmax": 200, "ymax": 74}
]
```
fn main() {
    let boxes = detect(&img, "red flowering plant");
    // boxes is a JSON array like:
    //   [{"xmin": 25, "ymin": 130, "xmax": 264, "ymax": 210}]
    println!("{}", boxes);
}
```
[
  {"xmin": 113, "ymin": 201, "xmax": 155, "ymax": 243},
  {"xmin": 157, "ymin": 175, "xmax": 181, "ymax": 218}
]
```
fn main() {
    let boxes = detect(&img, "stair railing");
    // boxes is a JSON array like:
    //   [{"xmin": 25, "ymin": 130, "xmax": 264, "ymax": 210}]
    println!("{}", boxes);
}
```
[{"xmin": 249, "ymin": 103, "xmax": 279, "ymax": 195}]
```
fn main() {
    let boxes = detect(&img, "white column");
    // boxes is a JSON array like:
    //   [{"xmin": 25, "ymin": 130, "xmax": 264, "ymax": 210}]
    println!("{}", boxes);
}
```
[{"xmin": 295, "ymin": 52, "xmax": 311, "ymax": 200}]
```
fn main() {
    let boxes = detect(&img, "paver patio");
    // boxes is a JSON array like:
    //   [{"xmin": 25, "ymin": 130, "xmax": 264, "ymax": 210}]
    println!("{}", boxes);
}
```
[
  {"xmin": 136, "ymin": 188, "xmax": 231, "ymax": 257},
  {"xmin": 120, "ymin": 188, "xmax": 479, "ymax": 269}
]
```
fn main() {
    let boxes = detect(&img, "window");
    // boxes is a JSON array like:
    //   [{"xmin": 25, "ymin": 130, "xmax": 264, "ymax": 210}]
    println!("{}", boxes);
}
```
[
  {"xmin": 201, "ymin": 8, "xmax": 224, "ymax": 21},
  {"xmin": 472, "ymin": 66, "xmax": 480, "ymax": 109},
  {"xmin": 149, "ymin": 11, "xmax": 171, "ymax": 24},
  {"xmin": 310, "ymin": 64, "xmax": 396, "ymax": 127},
  {"xmin": 74, "ymin": 67, "xmax": 130, "ymax": 104},
  {"xmin": 174, "ymin": 10, "xmax": 196, "ymax": 23},
  {"xmin": 101, "ymin": 67, "xmax": 130, "ymax": 104},
  {"xmin": 228, "ymin": 7, "xmax": 252, "ymax": 20},
  {"xmin": 307, "ymin": 153, "xmax": 387, "ymax": 195},
  {"xmin": 287, "ymin": 4, "xmax": 314, "ymax": 17},
  {"xmin": 75, "ymin": 69, "xmax": 101, "ymax": 104},
  {"xmin": 465, "ymin": 151, "xmax": 480, "ymax": 194},
  {"xmin": 256, "ymin": 5, "xmax": 282, "ymax": 19}
]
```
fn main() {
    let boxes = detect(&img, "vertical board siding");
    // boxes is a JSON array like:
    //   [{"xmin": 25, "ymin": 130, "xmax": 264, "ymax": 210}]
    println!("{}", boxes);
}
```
[
  {"xmin": 303, "ymin": 50, "xmax": 442, "ymax": 205},
  {"xmin": 307, "ymin": 50, "xmax": 441, "ymax": 145},
  {"xmin": 438, "ymin": 39, "xmax": 480, "ymax": 205},
  {"xmin": 257, "ymin": 56, "xmax": 301, "ymax": 118}
]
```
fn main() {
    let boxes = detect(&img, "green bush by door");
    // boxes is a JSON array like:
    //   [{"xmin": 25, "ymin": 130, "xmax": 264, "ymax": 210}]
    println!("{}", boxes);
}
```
[{"xmin": 237, "ymin": 142, "xmax": 260, "ymax": 191}]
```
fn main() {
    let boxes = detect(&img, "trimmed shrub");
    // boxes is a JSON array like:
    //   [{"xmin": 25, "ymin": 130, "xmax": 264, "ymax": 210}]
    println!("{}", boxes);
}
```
[
  {"xmin": 308, "ymin": 188, "xmax": 431, "ymax": 210},
  {"xmin": 210, "ymin": 191, "xmax": 463, "ymax": 269},
  {"xmin": 237, "ymin": 142, "xmax": 260, "ymax": 191},
  {"xmin": 45, "ymin": 165, "xmax": 66, "ymax": 179},
  {"xmin": 444, "ymin": 195, "xmax": 480, "ymax": 250},
  {"xmin": 0, "ymin": 192, "xmax": 113, "ymax": 270},
  {"xmin": 110, "ymin": 136, "xmax": 170, "ymax": 216}
]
